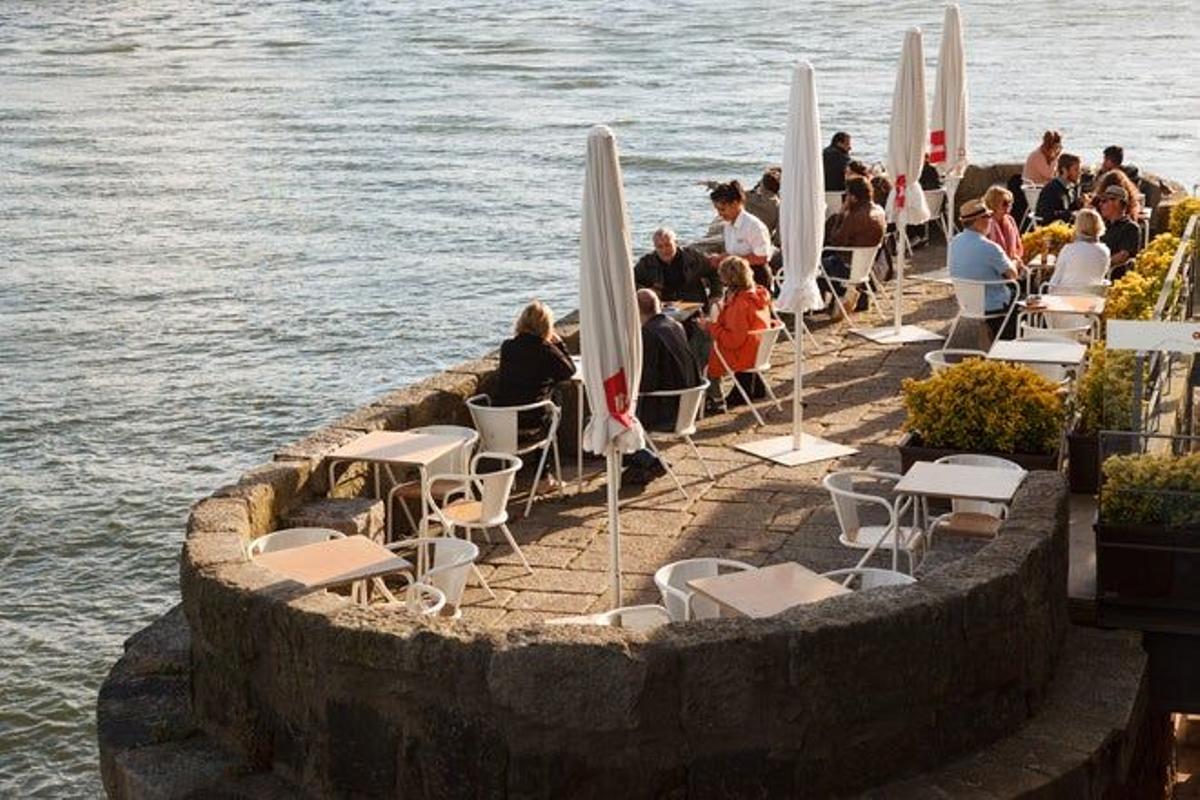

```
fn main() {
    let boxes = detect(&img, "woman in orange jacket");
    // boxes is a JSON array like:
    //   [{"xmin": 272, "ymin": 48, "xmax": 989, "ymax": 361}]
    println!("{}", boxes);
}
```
[{"xmin": 698, "ymin": 256, "xmax": 772, "ymax": 411}]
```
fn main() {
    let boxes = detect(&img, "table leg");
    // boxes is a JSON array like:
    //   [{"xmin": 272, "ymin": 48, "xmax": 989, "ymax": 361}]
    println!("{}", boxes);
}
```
[
  {"xmin": 576, "ymin": 382, "xmax": 584, "ymax": 496},
  {"xmin": 418, "ymin": 466, "xmax": 430, "ymax": 537}
]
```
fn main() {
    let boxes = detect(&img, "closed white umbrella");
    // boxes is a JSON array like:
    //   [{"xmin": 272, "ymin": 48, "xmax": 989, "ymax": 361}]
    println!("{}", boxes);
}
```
[
  {"xmin": 579, "ymin": 125, "xmax": 644, "ymax": 607},
  {"xmin": 857, "ymin": 27, "xmax": 941, "ymax": 344},
  {"xmin": 738, "ymin": 62, "xmax": 856, "ymax": 466},
  {"xmin": 930, "ymin": 3, "xmax": 969, "ymax": 253}
]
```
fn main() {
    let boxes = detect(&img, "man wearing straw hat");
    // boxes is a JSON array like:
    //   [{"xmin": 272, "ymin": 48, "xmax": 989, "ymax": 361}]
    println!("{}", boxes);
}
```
[{"xmin": 949, "ymin": 198, "xmax": 1023, "ymax": 338}]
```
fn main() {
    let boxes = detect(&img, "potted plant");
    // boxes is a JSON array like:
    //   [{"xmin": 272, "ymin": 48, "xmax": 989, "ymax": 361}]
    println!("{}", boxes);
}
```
[
  {"xmin": 899, "ymin": 359, "xmax": 1066, "ymax": 472},
  {"xmin": 1095, "ymin": 451, "xmax": 1200, "ymax": 613},
  {"xmin": 1067, "ymin": 344, "xmax": 1136, "ymax": 493}
]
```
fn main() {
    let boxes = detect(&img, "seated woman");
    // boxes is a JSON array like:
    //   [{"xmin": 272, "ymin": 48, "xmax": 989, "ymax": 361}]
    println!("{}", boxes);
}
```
[
  {"xmin": 1047, "ymin": 209, "xmax": 1109, "ymax": 292},
  {"xmin": 494, "ymin": 300, "xmax": 575, "ymax": 444},
  {"xmin": 698, "ymin": 257, "xmax": 772, "ymax": 412},
  {"xmin": 818, "ymin": 176, "xmax": 885, "ymax": 320},
  {"xmin": 1022, "ymin": 129, "xmax": 1062, "ymax": 185},
  {"xmin": 705, "ymin": 180, "xmax": 774, "ymax": 289},
  {"xmin": 983, "ymin": 185, "xmax": 1024, "ymax": 263},
  {"xmin": 1091, "ymin": 168, "xmax": 1143, "ymax": 220}
]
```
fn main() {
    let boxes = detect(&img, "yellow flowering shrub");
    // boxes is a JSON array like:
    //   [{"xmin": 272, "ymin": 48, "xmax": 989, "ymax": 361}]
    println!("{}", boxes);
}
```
[
  {"xmin": 1131, "ymin": 232, "xmax": 1182, "ymax": 287},
  {"xmin": 1168, "ymin": 197, "xmax": 1200, "ymax": 236},
  {"xmin": 1074, "ymin": 343, "xmax": 1136, "ymax": 435},
  {"xmin": 901, "ymin": 359, "xmax": 1065, "ymax": 455},
  {"xmin": 1100, "ymin": 452, "xmax": 1200, "ymax": 527},
  {"xmin": 1103, "ymin": 271, "xmax": 1157, "ymax": 321},
  {"xmin": 1021, "ymin": 221, "xmax": 1075, "ymax": 260}
]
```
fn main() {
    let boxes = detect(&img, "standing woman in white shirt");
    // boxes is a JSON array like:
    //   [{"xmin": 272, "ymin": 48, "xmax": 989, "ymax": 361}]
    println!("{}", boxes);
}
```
[
  {"xmin": 707, "ymin": 180, "xmax": 774, "ymax": 288},
  {"xmin": 1048, "ymin": 209, "xmax": 1110, "ymax": 293}
]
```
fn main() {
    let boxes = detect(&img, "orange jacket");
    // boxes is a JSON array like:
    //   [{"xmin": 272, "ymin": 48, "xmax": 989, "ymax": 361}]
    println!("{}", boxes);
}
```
[{"xmin": 707, "ymin": 285, "xmax": 772, "ymax": 376}]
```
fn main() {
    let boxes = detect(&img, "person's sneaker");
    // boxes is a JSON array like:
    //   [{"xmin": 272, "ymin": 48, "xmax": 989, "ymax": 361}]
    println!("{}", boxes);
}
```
[
  {"xmin": 646, "ymin": 460, "xmax": 667, "ymax": 479},
  {"xmin": 622, "ymin": 466, "xmax": 651, "ymax": 486},
  {"xmin": 704, "ymin": 397, "xmax": 727, "ymax": 416},
  {"xmin": 725, "ymin": 389, "xmax": 748, "ymax": 408}
]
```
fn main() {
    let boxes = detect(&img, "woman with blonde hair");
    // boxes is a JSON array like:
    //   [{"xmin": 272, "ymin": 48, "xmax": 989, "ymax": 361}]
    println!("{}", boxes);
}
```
[
  {"xmin": 1047, "ymin": 209, "xmax": 1109, "ymax": 292},
  {"xmin": 982, "ymin": 184, "xmax": 1024, "ymax": 263},
  {"xmin": 1023, "ymin": 129, "xmax": 1062, "ymax": 185},
  {"xmin": 698, "ymin": 256, "xmax": 772, "ymax": 412},
  {"xmin": 495, "ymin": 300, "xmax": 575, "ymax": 437}
]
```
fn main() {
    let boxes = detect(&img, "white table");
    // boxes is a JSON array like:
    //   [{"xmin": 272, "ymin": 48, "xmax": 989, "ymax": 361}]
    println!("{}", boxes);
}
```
[
  {"xmin": 326, "ymin": 430, "xmax": 466, "ymax": 539},
  {"xmin": 895, "ymin": 461, "xmax": 1026, "ymax": 505},
  {"xmin": 986, "ymin": 339, "xmax": 1087, "ymax": 368},
  {"xmin": 253, "ymin": 535, "xmax": 412, "ymax": 604},
  {"xmin": 686, "ymin": 562, "xmax": 850, "ymax": 618},
  {"xmin": 1021, "ymin": 294, "xmax": 1105, "ymax": 317}
]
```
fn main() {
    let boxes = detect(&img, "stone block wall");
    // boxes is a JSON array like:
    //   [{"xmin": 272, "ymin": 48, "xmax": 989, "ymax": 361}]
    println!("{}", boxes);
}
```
[{"xmin": 172, "ymin": 464, "xmax": 1070, "ymax": 798}]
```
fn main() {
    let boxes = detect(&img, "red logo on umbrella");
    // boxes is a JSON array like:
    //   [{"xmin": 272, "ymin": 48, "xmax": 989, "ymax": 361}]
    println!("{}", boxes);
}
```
[
  {"xmin": 895, "ymin": 175, "xmax": 907, "ymax": 209},
  {"xmin": 604, "ymin": 370, "xmax": 635, "ymax": 429},
  {"xmin": 929, "ymin": 130, "xmax": 946, "ymax": 164}
]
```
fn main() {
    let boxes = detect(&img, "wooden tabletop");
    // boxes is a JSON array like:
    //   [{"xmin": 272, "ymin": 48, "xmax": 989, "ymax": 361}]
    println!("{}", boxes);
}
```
[
  {"xmin": 252, "ymin": 535, "xmax": 412, "ymax": 590},
  {"xmin": 663, "ymin": 302, "xmax": 703, "ymax": 322},
  {"xmin": 986, "ymin": 339, "xmax": 1087, "ymax": 366},
  {"xmin": 895, "ymin": 461, "xmax": 1026, "ymax": 504},
  {"xmin": 327, "ymin": 430, "xmax": 465, "ymax": 467},
  {"xmin": 1022, "ymin": 294, "xmax": 1105, "ymax": 315},
  {"xmin": 686, "ymin": 562, "xmax": 850, "ymax": 619}
]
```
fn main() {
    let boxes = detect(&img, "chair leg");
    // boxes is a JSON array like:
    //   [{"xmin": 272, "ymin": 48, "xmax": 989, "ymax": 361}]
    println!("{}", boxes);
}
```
[
  {"xmin": 499, "ymin": 523, "xmax": 532, "ymax": 575},
  {"xmin": 551, "ymin": 439, "xmax": 564, "ymax": 498},
  {"xmin": 734, "ymin": 374, "xmax": 765, "ymax": 426},
  {"xmin": 941, "ymin": 315, "xmax": 961, "ymax": 350},
  {"xmin": 645, "ymin": 437, "xmax": 688, "ymax": 501},
  {"xmin": 759, "ymin": 372, "xmax": 783, "ymax": 411},
  {"xmin": 685, "ymin": 435, "xmax": 714, "ymax": 480},
  {"xmin": 471, "ymin": 563, "xmax": 497, "ymax": 600},
  {"xmin": 524, "ymin": 445, "xmax": 552, "ymax": 518},
  {"xmin": 864, "ymin": 282, "xmax": 889, "ymax": 324}
]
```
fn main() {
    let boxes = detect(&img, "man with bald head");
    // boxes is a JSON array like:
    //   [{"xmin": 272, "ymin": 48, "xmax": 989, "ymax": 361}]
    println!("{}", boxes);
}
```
[{"xmin": 625, "ymin": 289, "xmax": 702, "ymax": 485}]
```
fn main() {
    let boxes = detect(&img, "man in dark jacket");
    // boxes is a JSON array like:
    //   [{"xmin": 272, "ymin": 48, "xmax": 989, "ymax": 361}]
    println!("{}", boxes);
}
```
[
  {"xmin": 1035, "ymin": 153, "xmax": 1084, "ymax": 225},
  {"xmin": 823, "ymin": 131, "xmax": 852, "ymax": 192},
  {"xmin": 625, "ymin": 290, "xmax": 702, "ymax": 485},
  {"xmin": 634, "ymin": 227, "xmax": 721, "ymax": 305}
]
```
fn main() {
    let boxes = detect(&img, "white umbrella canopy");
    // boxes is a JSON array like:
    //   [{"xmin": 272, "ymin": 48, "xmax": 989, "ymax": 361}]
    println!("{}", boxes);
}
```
[
  {"xmin": 578, "ymin": 124, "xmax": 644, "ymax": 606},
  {"xmin": 930, "ymin": 3, "xmax": 969, "ymax": 178},
  {"xmin": 886, "ymin": 27, "xmax": 932, "ymax": 230}
]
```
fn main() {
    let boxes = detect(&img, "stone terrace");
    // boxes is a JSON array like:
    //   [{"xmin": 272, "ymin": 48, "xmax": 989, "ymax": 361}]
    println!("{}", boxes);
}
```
[{"xmin": 453, "ymin": 244, "xmax": 990, "ymax": 627}]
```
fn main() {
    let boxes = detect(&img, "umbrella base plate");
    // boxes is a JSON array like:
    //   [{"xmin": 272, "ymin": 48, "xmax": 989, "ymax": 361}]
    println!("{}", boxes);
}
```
[
  {"xmin": 735, "ymin": 433, "xmax": 857, "ymax": 466},
  {"xmin": 851, "ymin": 324, "xmax": 943, "ymax": 344}
]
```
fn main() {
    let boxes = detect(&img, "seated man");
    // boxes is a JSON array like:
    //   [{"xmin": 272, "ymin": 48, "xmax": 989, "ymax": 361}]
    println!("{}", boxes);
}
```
[
  {"xmin": 625, "ymin": 289, "xmax": 703, "ymax": 485},
  {"xmin": 949, "ymin": 199, "xmax": 1022, "ymax": 340},
  {"xmin": 1101, "ymin": 144, "xmax": 1139, "ymax": 183},
  {"xmin": 634, "ymin": 226, "xmax": 721, "ymax": 373},
  {"xmin": 823, "ymin": 131, "xmax": 853, "ymax": 192},
  {"xmin": 818, "ymin": 176, "xmax": 885, "ymax": 320},
  {"xmin": 1035, "ymin": 153, "xmax": 1084, "ymax": 225},
  {"xmin": 1097, "ymin": 185, "xmax": 1142, "ymax": 276},
  {"xmin": 744, "ymin": 167, "xmax": 781, "ymax": 245}
]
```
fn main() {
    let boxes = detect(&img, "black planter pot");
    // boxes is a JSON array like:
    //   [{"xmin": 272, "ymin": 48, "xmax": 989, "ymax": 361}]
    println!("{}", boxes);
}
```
[
  {"xmin": 1095, "ymin": 522, "xmax": 1200, "ymax": 612},
  {"xmin": 1067, "ymin": 430, "xmax": 1100, "ymax": 494},
  {"xmin": 896, "ymin": 432, "xmax": 1061, "ymax": 474}
]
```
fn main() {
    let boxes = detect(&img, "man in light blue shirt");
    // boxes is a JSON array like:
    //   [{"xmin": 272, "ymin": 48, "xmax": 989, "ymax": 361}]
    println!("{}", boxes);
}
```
[{"xmin": 949, "ymin": 198, "xmax": 1022, "ymax": 336}]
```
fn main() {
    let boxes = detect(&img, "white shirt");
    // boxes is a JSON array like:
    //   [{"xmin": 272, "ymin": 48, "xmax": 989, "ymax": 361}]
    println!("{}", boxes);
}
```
[
  {"xmin": 723, "ymin": 209, "xmax": 773, "ymax": 260},
  {"xmin": 1049, "ymin": 240, "xmax": 1110, "ymax": 292}
]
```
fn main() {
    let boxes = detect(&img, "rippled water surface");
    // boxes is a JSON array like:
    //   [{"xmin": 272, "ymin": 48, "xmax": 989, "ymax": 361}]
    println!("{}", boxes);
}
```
[{"xmin": 1, "ymin": 0, "xmax": 1197, "ymax": 793}]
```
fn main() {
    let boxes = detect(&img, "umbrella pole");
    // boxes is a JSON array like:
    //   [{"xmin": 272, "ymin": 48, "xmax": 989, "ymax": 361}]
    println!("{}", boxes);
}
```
[
  {"xmin": 792, "ymin": 308, "xmax": 803, "ymax": 449},
  {"xmin": 894, "ymin": 227, "xmax": 907, "ymax": 335},
  {"xmin": 606, "ymin": 444, "xmax": 622, "ymax": 608},
  {"xmin": 944, "ymin": 174, "xmax": 960, "ymax": 269}
]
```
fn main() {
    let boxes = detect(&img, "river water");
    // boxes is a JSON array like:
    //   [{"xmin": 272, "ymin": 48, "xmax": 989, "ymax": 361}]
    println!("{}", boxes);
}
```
[{"xmin": 1, "ymin": 0, "xmax": 1197, "ymax": 794}]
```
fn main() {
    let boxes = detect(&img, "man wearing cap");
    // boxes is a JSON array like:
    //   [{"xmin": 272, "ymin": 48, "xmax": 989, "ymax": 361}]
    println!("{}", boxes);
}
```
[
  {"xmin": 949, "ymin": 199, "xmax": 1023, "ymax": 338},
  {"xmin": 1097, "ymin": 184, "xmax": 1142, "ymax": 276}
]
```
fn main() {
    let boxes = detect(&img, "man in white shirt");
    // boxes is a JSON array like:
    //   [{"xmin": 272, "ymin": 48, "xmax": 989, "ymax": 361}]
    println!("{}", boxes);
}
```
[{"xmin": 707, "ymin": 180, "xmax": 774, "ymax": 288}]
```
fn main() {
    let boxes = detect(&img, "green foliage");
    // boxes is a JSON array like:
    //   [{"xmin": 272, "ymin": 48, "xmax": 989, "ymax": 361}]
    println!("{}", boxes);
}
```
[
  {"xmin": 1074, "ymin": 343, "xmax": 1136, "ymax": 435},
  {"xmin": 1100, "ymin": 452, "xmax": 1200, "ymax": 527},
  {"xmin": 902, "ymin": 359, "xmax": 1065, "ymax": 455}
]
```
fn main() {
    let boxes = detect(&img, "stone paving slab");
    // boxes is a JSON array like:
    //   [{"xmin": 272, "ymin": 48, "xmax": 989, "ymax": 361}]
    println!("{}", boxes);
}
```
[{"xmin": 448, "ymin": 245, "xmax": 994, "ymax": 628}]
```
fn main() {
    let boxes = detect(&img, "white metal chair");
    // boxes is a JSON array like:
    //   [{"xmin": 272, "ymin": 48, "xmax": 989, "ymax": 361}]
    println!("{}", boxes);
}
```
[
  {"xmin": 822, "ymin": 470, "xmax": 924, "ymax": 574},
  {"xmin": 386, "ymin": 425, "xmax": 479, "ymax": 540},
  {"xmin": 653, "ymin": 558, "xmax": 757, "ymax": 621},
  {"xmin": 923, "ymin": 348, "xmax": 986, "ymax": 375},
  {"xmin": 385, "ymin": 537, "xmax": 481, "ymax": 617},
  {"xmin": 1021, "ymin": 183, "xmax": 1043, "ymax": 232},
  {"xmin": 638, "ymin": 381, "xmax": 714, "ymax": 501},
  {"xmin": 398, "ymin": 582, "xmax": 447, "ymax": 617},
  {"xmin": 820, "ymin": 244, "xmax": 889, "ymax": 324},
  {"xmin": 925, "ymin": 455, "xmax": 1025, "ymax": 542},
  {"xmin": 820, "ymin": 567, "xmax": 917, "ymax": 590},
  {"xmin": 424, "ymin": 451, "xmax": 529, "ymax": 583},
  {"xmin": 246, "ymin": 527, "xmax": 345, "ymax": 557},
  {"xmin": 546, "ymin": 604, "xmax": 672, "ymax": 631},
  {"xmin": 824, "ymin": 190, "xmax": 844, "ymax": 219},
  {"xmin": 710, "ymin": 322, "xmax": 784, "ymax": 427},
  {"xmin": 944, "ymin": 278, "xmax": 1019, "ymax": 350},
  {"xmin": 923, "ymin": 189, "xmax": 949, "ymax": 242},
  {"xmin": 466, "ymin": 394, "xmax": 563, "ymax": 517}
]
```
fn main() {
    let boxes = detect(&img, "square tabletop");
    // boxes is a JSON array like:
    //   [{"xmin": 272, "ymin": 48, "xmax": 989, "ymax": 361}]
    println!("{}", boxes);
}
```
[
  {"xmin": 1021, "ymin": 294, "xmax": 1105, "ymax": 315},
  {"xmin": 327, "ymin": 430, "xmax": 465, "ymax": 467},
  {"xmin": 686, "ymin": 562, "xmax": 851, "ymax": 619},
  {"xmin": 253, "ymin": 535, "xmax": 412, "ymax": 590},
  {"xmin": 986, "ymin": 339, "xmax": 1087, "ymax": 366},
  {"xmin": 895, "ymin": 461, "xmax": 1026, "ymax": 504},
  {"xmin": 663, "ymin": 301, "xmax": 703, "ymax": 322}
]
